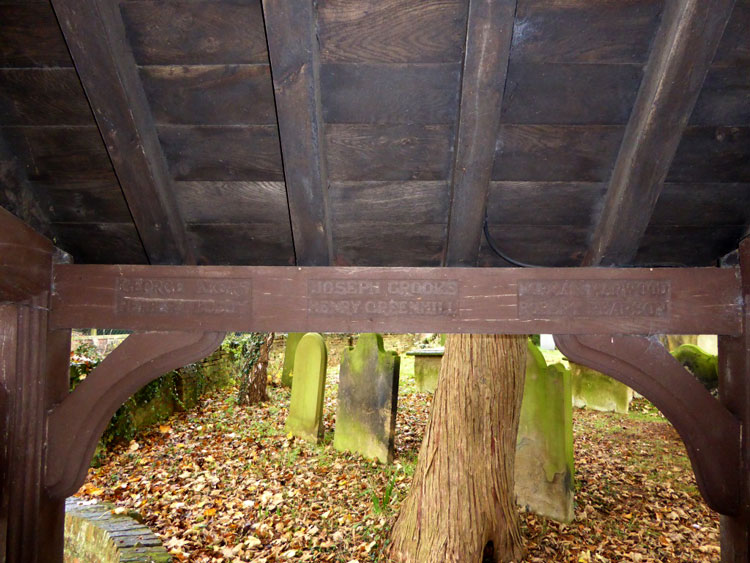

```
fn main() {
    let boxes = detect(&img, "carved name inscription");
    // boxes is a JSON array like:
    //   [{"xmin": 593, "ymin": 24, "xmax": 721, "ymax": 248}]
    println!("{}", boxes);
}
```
[
  {"xmin": 308, "ymin": 279, "xmax": 459, "ymax": 318},
  {"xmin": 116, "ymin": 277, "xmax": 252, "ymax": 316},
  {"xmin": 518, "ymin": 279, "xmax": 671, "ymax": 318}
]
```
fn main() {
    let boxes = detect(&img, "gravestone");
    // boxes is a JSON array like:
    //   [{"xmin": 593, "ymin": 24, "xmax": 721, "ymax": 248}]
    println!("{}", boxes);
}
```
[
  {"xmin": 334, "ymin": 333, "xmax": 400, "ymax": 463},
  {"xmin": 281, "ymin": 332, "xmax": 305, "ymax": 387},
  {"xmin": 570, "ymin": 362, "xmax": 633, "ymax": 414},
  {"xmin": 406, "ymin": 348, "xmax": 443, "ymax": 393},
  {"xmin": 672, "ymin": 343, "xmax": 718, "ymax": 391},
  {"xmin": 285, "ymin": 333, "xmax": 327, "ymax": 443},
  {"xmin": 515, "ymin": 341, "xmax": 574, "ymax": 523}
]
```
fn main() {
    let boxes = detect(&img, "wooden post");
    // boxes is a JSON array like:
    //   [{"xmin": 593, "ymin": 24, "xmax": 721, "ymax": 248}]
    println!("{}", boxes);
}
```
[
  {"xmin": 719, "ymin": 237, "xmax": 750, "ymax": 562},
  {"xmin": 0, "ymin": 296, "xmax": 71, "ymax": 563}
]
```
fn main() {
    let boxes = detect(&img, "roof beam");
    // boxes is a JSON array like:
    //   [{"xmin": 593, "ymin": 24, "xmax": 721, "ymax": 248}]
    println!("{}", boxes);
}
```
[
  {"xmin": 584, "ymin": 0, "xmax": 736, "ymax": 266},
  {"xmin": 444, "ymin": 0, "xmax": 517, "ymax": 266},
  {"xmin": 50, "ymin": 0, "xmax": 192, "ymax": 265},
  {"xmin": 262, "ymin": 0, "xmax": 332, "ymax": 266}
]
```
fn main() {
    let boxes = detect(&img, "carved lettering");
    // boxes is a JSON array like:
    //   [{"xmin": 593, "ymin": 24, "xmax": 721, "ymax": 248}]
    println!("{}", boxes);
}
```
[
  {"xmin": 517, "ymin": 280, "xmax": 670, "ymax": 318},
  {"xmin": 307, "ymin": 279, "xmax": 459, "ymax": 318},
  {"xmin": 116, "ymin": 277, "xmax": 252, "ymax": 316}
]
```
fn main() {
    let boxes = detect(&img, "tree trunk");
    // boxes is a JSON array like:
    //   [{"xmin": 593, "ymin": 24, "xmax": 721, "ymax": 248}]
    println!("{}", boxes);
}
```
[
  {"xmin": 246, "ymin": 332, "xmax": 274, "ymax": 405},
  {"xmin": 389, "ymin": 334, "xmax": 526, "ymax": 563}
]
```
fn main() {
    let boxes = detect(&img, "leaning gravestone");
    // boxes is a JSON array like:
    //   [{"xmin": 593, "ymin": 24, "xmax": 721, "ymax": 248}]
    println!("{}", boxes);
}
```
[
  {"xmin": 515, "ymin": 341, "xmax": 574, "ymax": 523},
  {"xmin": 334, "ymin": 333, "xmax": 400, "ymax": 463},
  {"xmin": 281, "ymin": 332, "xmax": 305, "ymax": 387},
  {"xmin": 285, "ymin": 333, "xmax": 327, "ymax": 443},
  {"xmin": 570, "ymin": 362, "xmax": 633, "ymax": 414}
]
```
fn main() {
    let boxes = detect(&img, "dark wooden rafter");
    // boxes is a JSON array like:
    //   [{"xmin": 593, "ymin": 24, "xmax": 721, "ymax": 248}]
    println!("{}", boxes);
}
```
[
  {"xmin": 718, "ymin": 237, "xmax": 750, "ymax": 559},
  {"xmin": 262, "ymin": 0, "xmax": 332, "ymax": 266},
  {"xmin": 0, "ymin": 206, "xmax": 53, "ymax": 303},
  {"xmin": 555, "ymin": 334, "xmax": 740, "ymax": 516},
  {"xmin": 50, "ymin": 0, "xmax": 193, "ymax": 265},
  {"xmin": 584, "ymin": 0, "xmax": 737, "ymax": 266},
  {"xmin": 45, "ymin": 331, "xmax": 225, "ymax": 499},
  {"xmin": 444, "ymin": 0, "xmax": 517, "ymax": 266}
]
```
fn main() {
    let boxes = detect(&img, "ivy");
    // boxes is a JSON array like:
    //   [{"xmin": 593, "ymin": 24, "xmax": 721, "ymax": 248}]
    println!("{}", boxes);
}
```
[{"xmin": 222, "ymin": 332, "xmax": 270, "ymax": 404}]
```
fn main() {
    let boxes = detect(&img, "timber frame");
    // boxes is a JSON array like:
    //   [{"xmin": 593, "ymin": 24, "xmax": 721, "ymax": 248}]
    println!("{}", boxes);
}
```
[{"xmin": 1, "ymin": 0, "xmax": 749, "ymax": 560}]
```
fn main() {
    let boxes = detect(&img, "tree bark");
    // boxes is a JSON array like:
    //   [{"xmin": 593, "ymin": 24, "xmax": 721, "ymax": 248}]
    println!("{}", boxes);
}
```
[
  {"xmin": 389, "ymin": 334, "xmax": 526, "ymax": 562},
  {"xmin": 246, "ymin": 332, "xmax": 274, "ymax": 405}
]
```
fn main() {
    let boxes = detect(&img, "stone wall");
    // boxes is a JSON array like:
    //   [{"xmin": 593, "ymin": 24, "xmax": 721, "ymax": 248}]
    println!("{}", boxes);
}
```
[{"xmin": 64, "ymin": 499, "xmax": 170, "ymax": 562}]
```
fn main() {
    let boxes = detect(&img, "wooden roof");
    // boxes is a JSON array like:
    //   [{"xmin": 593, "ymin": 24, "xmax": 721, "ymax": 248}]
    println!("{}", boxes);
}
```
[{"xmin": 1, "ymin": 0, "xmax": 748, "ymax": 268}]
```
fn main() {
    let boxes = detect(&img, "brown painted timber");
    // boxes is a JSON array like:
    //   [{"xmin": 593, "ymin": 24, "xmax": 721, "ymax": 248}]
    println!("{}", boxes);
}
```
[
  {"xmin": 50, "ymin": 264, "xmax": 741, "ymax": 335},
  {"xmin": 556, "ymin": 334, "xmax": 740, "ymax": 516},
  {"xmin": 0, "ymin": 206, "xmax": 53, "ymax": 303},
  {"xmin": 45, "ymin": 331, "xmax": 224, "ymax": 499}
]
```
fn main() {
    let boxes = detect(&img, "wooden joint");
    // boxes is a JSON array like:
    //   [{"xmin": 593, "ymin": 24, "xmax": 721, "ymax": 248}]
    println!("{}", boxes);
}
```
[
  {"xmin": 555, "ymin": 334, "xmax": 741, "ymax": 516},
  {"xmin": 44, "ymin": 331, "xmax": 225, "ymax": 499}
]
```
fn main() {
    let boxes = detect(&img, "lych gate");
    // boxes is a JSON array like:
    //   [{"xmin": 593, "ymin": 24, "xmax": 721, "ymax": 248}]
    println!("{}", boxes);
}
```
[{"xmin": 1, "ymin": 0, "xmax": 749, "ymax": 560}]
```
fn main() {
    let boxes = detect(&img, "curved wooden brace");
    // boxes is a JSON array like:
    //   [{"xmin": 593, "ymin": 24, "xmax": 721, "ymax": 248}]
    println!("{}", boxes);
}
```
[
  {"xmin": 555, "ymin": 334, "xmax": 741, "ymax": 516},
  {"xmin": 45, "ymin": 331, "xmax": 225, "ymax": 499}
]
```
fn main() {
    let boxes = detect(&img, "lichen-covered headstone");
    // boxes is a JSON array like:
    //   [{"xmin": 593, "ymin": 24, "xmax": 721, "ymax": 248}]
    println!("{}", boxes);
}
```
[
  {"xmin": 281, "ymin": 332, "xmax": 305, "ymax": 387},
  {"xmin": 515, "ymin": 341, "xmax": 574, "ymax": 523},
  {"xmin": 285, "ymin": 333, "xmax": 327, "ymax": 443},
  {"xmin": 334, "ymin": 333, "xmax": 400, "ymax": 463},
  {"xmin": 671, "ymin": 343, "xmax": 718, "ymax": 391},
  {"xmin": 407, "ymin": 348, "xmax": 443, "ymax": 393},
  {"xmin": 570, "ymin": 362, "xmax": 633, "ymax": 414}
]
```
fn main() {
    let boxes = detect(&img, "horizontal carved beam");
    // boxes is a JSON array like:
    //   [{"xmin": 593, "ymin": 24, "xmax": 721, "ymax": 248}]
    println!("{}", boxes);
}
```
[
  {"xmin": 555, "ymin": 334, "xmax": 741, "ymax": 516},
  {"xmin": 49, "ymin": 264, "xmax": 742, "ymax": 335},
  {"xmin": 45, "ymin": 331, "xmax": 224, "ymax": 499}
]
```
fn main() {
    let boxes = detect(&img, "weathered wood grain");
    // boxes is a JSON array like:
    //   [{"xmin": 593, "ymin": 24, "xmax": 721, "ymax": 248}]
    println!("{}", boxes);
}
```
[
  {"xmin": 667, "ymin": 127, "xmax": 750, "ymax": 183},
  {"xmin": 492, "ymin": 125, "xmax": 624, "ymax": 182},
  {"xmin": 511, "ymin": 0, "xmax": 664, "ymax": 64},
  {"xmin": 186, "ymin": 223, "xmax": 295, "ymax": 266},
  {"xmin": 321, "ymin": 64, "xmax": 461, "ymax": 124},
  {"xmin": 329, "ymin": 182, "xmax": 450, "ymax": 224},
  {"xmin": 49, "ymin": 264, "xmax": 743, "ymax": 336},
  {"xmin": 478, "ymin": 224, "xmax": 588, "ymax": 267},
  {"xmin": 317, "ymin": 0, "xmax": 467, "ymax": 63},
  {"xmin": 157, "ymin": 125, "xmax": 283, "ymax": 181},
  {"xmin": 691, "ymin": 67, "xmax": 750, "ymax": 126},
  {"xmin": 0, "ymin": 3, "xmax": 73, "ymax": 67},
  {"xmin": 326, "ymin": 124, "xmax": 453, "ymax": 181},
  {"xmin": 501, "ymin": 63, "xmax": 642, "ymax": 125},
  {"xmin": 0, "ymin": 69, "xmax": 93, "ymax": 126},
  {"xmin": 651, "ymin": 183, "xmax": 750, "ymax": 226},
  {"xmin": 486, "ymin": 182, "xmax": 606, "ymax": 226},
  {"xmin": 332, "ymin": 223, "xmax": 446, "ymax": 266},
  {"xmin": 713, "ymin": 0, "xmax": 750, "ymax": 66},
  {"xmin": 636, "ymin": 225, "xmax": 745, "ymax": 266},
  {"xmin": 121, "ymin": 0, "xmax": 269, "ymax": 65},
  {"xmin": 444, "ymin": 0, "xmax": 516, "ymax": 267},
  {"xmin": 36, "ymin": 183, "xmax": 132, "ymax": 224},
  {"xmin": 262, "ymin": 0, "xmax": 332, "ymax": 266},
  {"xmin": 139, "ymin": 65, "xmax": 276, "ymax": 125},
  {"xmin": 584, "ymin": 0, "xmax": 738, "ymax": 266},
  {"xmin": 0, "ymin": 205, "xmax": 53, "ymax": 302},
  {"xmin": 2, "ymin": 126, "xmax": 115, "ymax": 184},
  {"xmin": 174, "ymin": 182, "xmax": 289, "ymax": 224},
  {"xmin": 50, "ymin": 222, "xmax": 147, "ymax": 265},
  {"xmin": 53, "ymin": 0, "xmax": 192, "ymax": 265}
]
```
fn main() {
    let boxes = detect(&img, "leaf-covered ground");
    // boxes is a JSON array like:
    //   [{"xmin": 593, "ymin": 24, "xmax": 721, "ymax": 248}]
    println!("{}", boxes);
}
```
[{"xmin": 76, "ymin": 338, "xmax": 720, "ymax": 562}]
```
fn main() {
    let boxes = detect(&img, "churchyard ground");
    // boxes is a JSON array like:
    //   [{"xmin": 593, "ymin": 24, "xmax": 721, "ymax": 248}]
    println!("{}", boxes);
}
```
[{"xmin": 74, "ymin": 335, "xmax": 720, "ymax": 562}]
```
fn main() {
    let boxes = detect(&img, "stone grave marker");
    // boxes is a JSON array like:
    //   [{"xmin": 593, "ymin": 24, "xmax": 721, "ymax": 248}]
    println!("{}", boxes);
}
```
[
  {"xmin": 405, "ymin": 348, "xmax": 443, "ymax": 393},
  {"xmin": 515, "ymin": 340, "xmax": 574, "ymax": 523},
  {"xmin": 570, "ymin": 362, "xmax": 633, "ymax": 414},
  {"xmin": 281, "ymin": 332, "xmax": 305, "ymax": 387},
  {"xmin": 334, "ymin": 333, "xmax": 400, "ymax": 463},
  {"xmin": 285, "ymin": 333, "xmax": 327, "ymax": 443}
]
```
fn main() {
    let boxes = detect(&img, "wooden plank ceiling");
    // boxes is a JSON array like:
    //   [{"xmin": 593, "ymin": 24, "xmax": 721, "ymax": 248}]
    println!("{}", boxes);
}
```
[{"xmin": 0, "ymin": 0, "xmax": 747, "ymax": 268}]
